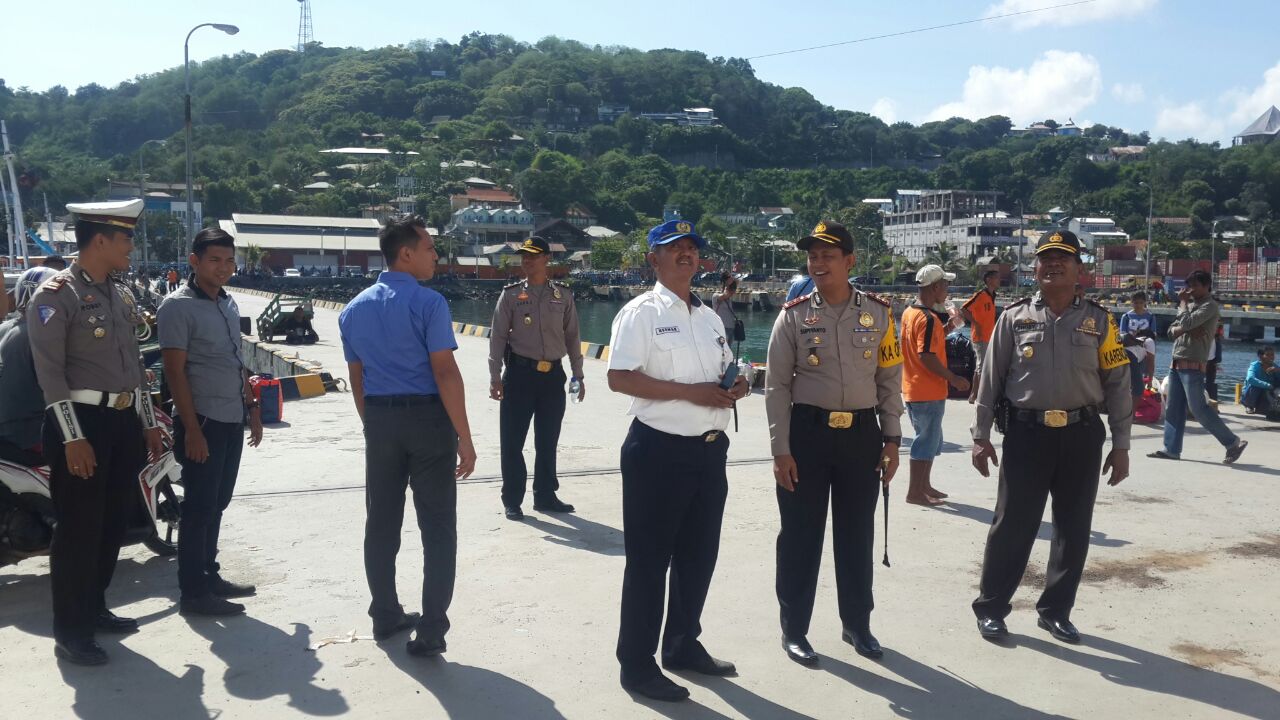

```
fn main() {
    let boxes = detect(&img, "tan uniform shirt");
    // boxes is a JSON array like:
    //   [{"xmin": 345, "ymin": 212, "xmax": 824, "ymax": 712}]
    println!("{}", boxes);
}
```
[
  {"xmin": 26, "ymin": 264, "xmax": 147, "ymax": 403},
  {"xmin": 972, "ymin": 293, "xmax": 1133, "ymax": 449},
  {"xmin": 765, "ymin": 288, "xmax": 904, "ymax": 456},
  {"xmin": 488, "ymin": 280, "xmax": 584, "ymax": 383}
]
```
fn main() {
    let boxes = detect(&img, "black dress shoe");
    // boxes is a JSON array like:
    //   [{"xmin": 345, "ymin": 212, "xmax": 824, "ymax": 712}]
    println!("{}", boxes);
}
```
[
  {"xmin": 504, "ymin": 506, "xmax": 525, "ymax": 521},
  {"xmin": 842, "ymin": 625, "xmax": 883, "ymax": 659},
  {"xmin": 210, "ymin": 576, "xmax": 257, "ymax": 599},
  {"xmin": 373, "ymin": 612, "xmax": 421, "ymax": 641},
  {"xmin": 1037, "ymin": 616, "xmax": 1081, "ymax": 644},
  {"xmin": 180, "ymin": 595, "xmax": 246, "ymax": 617},
  {"xmin": 406, "ymin": 636, "xmax": 447, "ymax": 657},
  {"xmin": 533, "ymin": 495, "xmax": 575, "ymax": 513},
  {"xmin": 782, "ymin": 636, "xmax": 819, "ymax": 666},
  {"xmin": 977, "ymin": 616, "xmax": 1009, "ymax": 639},
  {"xmin": 662, "ymin": 648, "xmax": 736, "ymax": 676},
  {"xmin": 620, "ymin": 671, "xmax": 689, "ymax": 702},
  {"xmin": 54, "ymin": 639, "xmax": 108, "ymax": 666},
  {"xmin": 95, "ymin": 609, "xmax": 139, "ymax": 634}
]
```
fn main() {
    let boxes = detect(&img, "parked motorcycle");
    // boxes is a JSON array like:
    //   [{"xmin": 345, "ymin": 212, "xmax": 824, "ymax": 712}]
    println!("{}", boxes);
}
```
[{"xmin": 0, "ymin": 408, "xmax": 183, "ymax": 568}]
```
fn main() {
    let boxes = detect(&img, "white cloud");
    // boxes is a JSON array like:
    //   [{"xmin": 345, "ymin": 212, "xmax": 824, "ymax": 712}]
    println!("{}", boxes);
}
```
[
  {"xmin": 1153, "ymin": 60, "xmax": 1280, "ymax": 142},
  {"xmin": 1111, "ymin": 82, "xmax": 1146, "ymax": 104},
  {"xmin": 871, "ymin": 98, "xmax": 898, "ymax": 124},
  {"xmin": 926, "ymin": 50, "xmax": 1102, "ymax": 125},
  {"xmin": 986, "ymin": 0, "xmax": 1158, "ymax": 29}
]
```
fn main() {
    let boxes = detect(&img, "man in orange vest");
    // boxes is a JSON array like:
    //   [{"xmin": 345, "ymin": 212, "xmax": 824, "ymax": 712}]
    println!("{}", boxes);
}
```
[{"xmin": 961, "ymin": 270, "xmax": 999, "ymax": 404}]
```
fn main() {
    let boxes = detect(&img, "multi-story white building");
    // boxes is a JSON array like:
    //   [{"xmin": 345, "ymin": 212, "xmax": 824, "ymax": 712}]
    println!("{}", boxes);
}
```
[
  {"xmin": 448, "ymin": 206, "xmax": 535, "ymax": 246},
  {"xmin": 882, "ymin": 190, "xmax": 1022, "ymax": 261},
  {"xmin": 1066, "ymin": 217, "xmax": 1129, "ymax": 250}
]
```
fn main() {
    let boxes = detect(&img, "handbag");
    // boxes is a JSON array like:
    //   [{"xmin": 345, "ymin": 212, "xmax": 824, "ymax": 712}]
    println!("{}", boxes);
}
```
[{"xmin": 732, "ymin": 318, "xmax": 746, "ymax": 343}]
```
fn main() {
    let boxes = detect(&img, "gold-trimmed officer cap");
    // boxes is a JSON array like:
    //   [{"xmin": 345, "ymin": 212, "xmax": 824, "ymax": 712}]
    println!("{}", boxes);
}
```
[
  {"xmin": 797, "ymin": 220, "xmax": 854, "ymax": 252},
  {"xmin": 67, "ymin": 198, "xmax": 145, "ymax": 233},
  {"xmin": 1035, "ymin": 229, "xmax": 1082, "ymax": 256},
  {"xmin": 516, "ymin": 235, "xmax": 551, "ymax": 255}
]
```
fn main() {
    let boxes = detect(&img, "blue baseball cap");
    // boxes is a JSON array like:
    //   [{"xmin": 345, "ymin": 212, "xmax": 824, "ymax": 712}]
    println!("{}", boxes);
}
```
[{"xmin": 646, "ymin": 220, "xmax": 706, "ymax": 250}]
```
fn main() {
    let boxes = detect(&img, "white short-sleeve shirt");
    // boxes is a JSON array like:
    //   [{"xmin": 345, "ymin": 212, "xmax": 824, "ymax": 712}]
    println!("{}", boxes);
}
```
[{"xmin": 607, "ymin": 281, "xmax": 733, "ymax": 436}]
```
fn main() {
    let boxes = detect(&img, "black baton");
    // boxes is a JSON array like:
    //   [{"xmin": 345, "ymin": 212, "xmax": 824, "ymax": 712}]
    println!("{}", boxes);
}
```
[{"xmin": 880, "ymin": 464, "xmax": 891, "ymax": 567}]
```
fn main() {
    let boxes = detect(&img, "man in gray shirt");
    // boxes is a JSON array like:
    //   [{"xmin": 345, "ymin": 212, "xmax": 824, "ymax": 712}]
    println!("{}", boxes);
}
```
[
  {"xmin": 159, "ymin": 228, "xmax": 263, "ymax": 617},
  {"xmin": 1148, "ymin": 270, "xmax": 1247, "ymax": 463}
]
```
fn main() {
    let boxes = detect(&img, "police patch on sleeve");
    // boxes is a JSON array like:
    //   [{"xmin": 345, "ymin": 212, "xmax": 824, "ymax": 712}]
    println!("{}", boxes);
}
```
[
  {"xmin": 1097, "ymin": 313, "xmax": 1129, "ymax": 370},
  {"xmin": 878, "ymin": 315, "xmax": 904, "ymax": 368},
  {"xmin": 38, "ymin": 305, "xmax": 57, "ymax": 325}
]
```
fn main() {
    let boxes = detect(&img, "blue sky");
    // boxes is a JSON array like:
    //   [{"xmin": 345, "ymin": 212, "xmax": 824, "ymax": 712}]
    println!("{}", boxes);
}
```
[{"xmin": 3, "ymin": 0, "xmax": 1277, "ymax": 143}]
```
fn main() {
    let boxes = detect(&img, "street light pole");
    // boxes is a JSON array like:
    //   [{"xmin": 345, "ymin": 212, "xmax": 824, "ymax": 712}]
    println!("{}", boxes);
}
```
[
  {"xmin": 184, "ymin": 22, "xmax": 239, "ymax": 252},
  {"xmin": 1210, "ymin": 219, "xmax": 1219, "ymax": 283},
  {"xmin": 138, "ymin": 139, "xmax": 166, "ymax": 268},
  {"xmin": 1141, "ymin": 181, "xmax": 1154, "ymax": 295},
  {"xmin": 1015, "ymin": 199, "xmax": 1025, "ymax": 291}
]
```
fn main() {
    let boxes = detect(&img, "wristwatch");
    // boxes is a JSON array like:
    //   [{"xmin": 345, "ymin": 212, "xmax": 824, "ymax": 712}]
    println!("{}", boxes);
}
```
[
  {"xmin": 245, "ymin": 399, "xmax": 261, "ymax": 410},
  {"xmin": 882, "ymin": 435, "xmax": 902, "ymax": 445}
]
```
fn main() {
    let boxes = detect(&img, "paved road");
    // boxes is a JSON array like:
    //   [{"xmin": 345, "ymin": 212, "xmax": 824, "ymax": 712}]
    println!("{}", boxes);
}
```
[{"xmin": 2, "ymin": 290, "xmax": 1278, "ymax": 719}]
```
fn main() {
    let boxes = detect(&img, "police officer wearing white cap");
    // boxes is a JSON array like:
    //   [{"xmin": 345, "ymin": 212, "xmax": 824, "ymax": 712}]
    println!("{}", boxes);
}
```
[
  {"xmin": 26, "ymin": 199, "xmax": 164, "ymax": 666},
  {"xmin": 607, "ymin": 219, "xmax": 750, "ymax": 702}
]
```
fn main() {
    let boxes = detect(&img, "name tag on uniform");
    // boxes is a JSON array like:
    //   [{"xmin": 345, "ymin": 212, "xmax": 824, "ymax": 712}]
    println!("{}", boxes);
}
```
[{"xmin": 655, "ymin": 326, "xmax": 680, "ymax": 335}]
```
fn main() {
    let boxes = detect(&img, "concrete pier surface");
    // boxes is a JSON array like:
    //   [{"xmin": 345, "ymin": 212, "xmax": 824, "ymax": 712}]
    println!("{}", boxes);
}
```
[{"xmin": 2, "ymin": 289, "xmax": 1279, "ymax": 720}]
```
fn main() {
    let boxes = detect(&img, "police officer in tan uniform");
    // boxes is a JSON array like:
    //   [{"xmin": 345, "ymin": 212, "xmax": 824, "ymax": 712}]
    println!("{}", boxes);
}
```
[
  {"xmin": 26, "ymin": 199, "xmax": 163, "ymax": 666},
  {"xmin": 971, "ymin": 229, "xmax": 1131, "ymax": 645},
  {"xmin": 766, "ymin": 220, "xmax": 904, "ymax": 666},
  {"xmin": 489, "ymin": 236, "xmax": 584, "ymax": 520}
]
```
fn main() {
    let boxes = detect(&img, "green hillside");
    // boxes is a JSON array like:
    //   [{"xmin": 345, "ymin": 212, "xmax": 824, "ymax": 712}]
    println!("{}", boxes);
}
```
[{"xmin": 2, "ymin": 32, "xmax": 1278, "ymax": 265}]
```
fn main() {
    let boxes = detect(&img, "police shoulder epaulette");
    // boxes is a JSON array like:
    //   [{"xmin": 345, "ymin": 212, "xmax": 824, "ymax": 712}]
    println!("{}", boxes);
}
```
[
  {"xmin": 782, "ymin": 293, "xmax": 812, "ymax": 310},
  {"xmin": 1009, "ymin": 297, "xmax": 1032, "ymax": 307},
  {"xmin": 42, "ymin": 273, "xmax": 70, "ymax": 293},
  {"xmin": 503, "ymin": 280, "xmax": 523, "ymax": 290},
  {"xmin": 552, "ymin": 279, "xmax": 570, "ymax": 287},
  {"xmin": 862, "ymin": 291, "xmax": 891, "ymax": 307}
]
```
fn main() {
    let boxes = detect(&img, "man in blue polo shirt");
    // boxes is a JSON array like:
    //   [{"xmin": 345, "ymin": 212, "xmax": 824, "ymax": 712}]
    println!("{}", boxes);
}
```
[{"xmin": 339, "ymin": 216, "xmax": 477, "ymax": 658}]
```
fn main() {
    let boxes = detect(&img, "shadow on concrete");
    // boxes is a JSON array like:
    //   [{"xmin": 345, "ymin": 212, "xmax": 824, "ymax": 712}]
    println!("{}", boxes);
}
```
[
  {"xmin": 523, "ymin": 513, "xmax": 625, "ymax": 556},
  {"xmin": 935, "ymin": 502, "xmax": 1131, "ymax": 548},
  {"xmin": 824, "ymin": 649, "xmax": 1072, "ymax": 719},
  {"xmin": 58, "ymin": 645, "xmax": 211, "ymax": 720},
  {"xmin": 1021, "ymin": 634, "xmax": 1280, "ymax": 719},
  {"xmin": 0, "ymin": 554, "xmax": 178, "ymax": 636},
  {"xmin": 188, "ymin": 617, "xmax": 348, "ymax": 716},
  {"xmin": 680, "ymin": 674, "xmax": 818, "ymax": 720},
  {"xmin": 385, "ymin": 650, "xmax": 567, "ymax": 719},
  {"xmin": 905, "ymin": 437, "xmax": 966, "ymax": 454}
]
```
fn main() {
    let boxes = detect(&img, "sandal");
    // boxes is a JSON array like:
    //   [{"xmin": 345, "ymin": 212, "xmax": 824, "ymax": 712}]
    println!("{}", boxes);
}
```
[{"xmin": 1146, "ymin": 450, "xmax": 1180, "ymax": 460}]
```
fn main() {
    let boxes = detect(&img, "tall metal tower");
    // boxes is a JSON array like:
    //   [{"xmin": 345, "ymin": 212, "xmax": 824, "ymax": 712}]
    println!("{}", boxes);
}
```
[{"xmin": 296, "ymin": 0, "xmax": 314, "ymax": 53}]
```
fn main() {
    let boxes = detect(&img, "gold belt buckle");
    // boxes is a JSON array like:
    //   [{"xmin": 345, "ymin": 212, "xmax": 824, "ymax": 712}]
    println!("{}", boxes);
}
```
[
  {"xmin": 112, "ymin": 392, "xmax": 133, "ymax": 410},
  {"xmin": 535, "ymin": 360, "xmax": 553, "ymax": 373},
  {"xmin": 828, "ymin": 412, "xmax": 854, "ymax": 429},
  {"xmin": 1043, "ymin": 410, "xmax": 1068, "ymax": 428},
  {"xmin": 704, "ymin": 431, "xmax": 720, "ymax": 443}
]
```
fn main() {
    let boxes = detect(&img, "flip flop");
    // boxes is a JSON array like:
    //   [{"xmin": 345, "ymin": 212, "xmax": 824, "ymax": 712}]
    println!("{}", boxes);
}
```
[{"xmin": 1146, "ymin": 450, "xmax": 1180, "ymax": 460}]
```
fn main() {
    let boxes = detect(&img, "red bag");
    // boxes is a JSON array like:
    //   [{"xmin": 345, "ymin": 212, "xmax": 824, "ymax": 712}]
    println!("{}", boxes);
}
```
[
  {"xmin": 1134, "ymin": 381, "xmax": 1162, "ymax": 424},
  {"xmin": 250, "ymin": 374, "xmax": 284, "ymax": 423}
]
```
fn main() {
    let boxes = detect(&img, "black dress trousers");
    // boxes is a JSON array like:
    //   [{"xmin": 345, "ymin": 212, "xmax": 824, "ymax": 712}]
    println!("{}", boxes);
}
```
[
  {"xmin": 615, "ymin": 420, "xmax": 728, "ymax": 680},
  {"xmin": 499, "ymin": 361, "xmax": 567, "ymax": 508},
  {"xmin": 44, "ymin": 404, "xmax": 145, "ymax": 643},
  {"xmin": 973, "ymin": 415, "xmax": 1105, "ymax": 621},
  {"xmin": 776, "ymin": 406, "xmax": 882, "ymax": 639}
]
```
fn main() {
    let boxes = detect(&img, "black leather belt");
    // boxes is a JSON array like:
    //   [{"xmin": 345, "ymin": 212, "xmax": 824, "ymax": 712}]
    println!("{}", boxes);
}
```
[
  {"xmin": 364, "ymin": 394, "xmax": 440, "ymax": 407},
  {"xmin": 1011, "ymin": 406, "xmax": 1098, "ymax": 428},
  {"xmin": 793, "ymin": 403, "xmax": 874, "ymax": 429},
  {"xmin": 508, "ymin": 353, "xmax": 561, "ymax": 373}
]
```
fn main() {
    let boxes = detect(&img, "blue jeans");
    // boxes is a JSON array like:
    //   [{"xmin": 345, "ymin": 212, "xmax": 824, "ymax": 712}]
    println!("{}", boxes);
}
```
[
  {"xmin": 1162, "ymin": 369, "xmax": 1238, "ymax": 456},
  {"xmin": 175, "ymin": 416, "xmax": 245, "ymax": 598},
  {"xmin": 906, "ymin": 400, "xmax": 946, "ymax": 461}
]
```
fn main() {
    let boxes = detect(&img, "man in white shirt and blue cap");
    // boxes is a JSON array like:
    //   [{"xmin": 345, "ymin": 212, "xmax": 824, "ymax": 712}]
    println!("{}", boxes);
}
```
[{"xmin": 607, "ymin": 219, "xmax": 751, "ymax": 702}]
